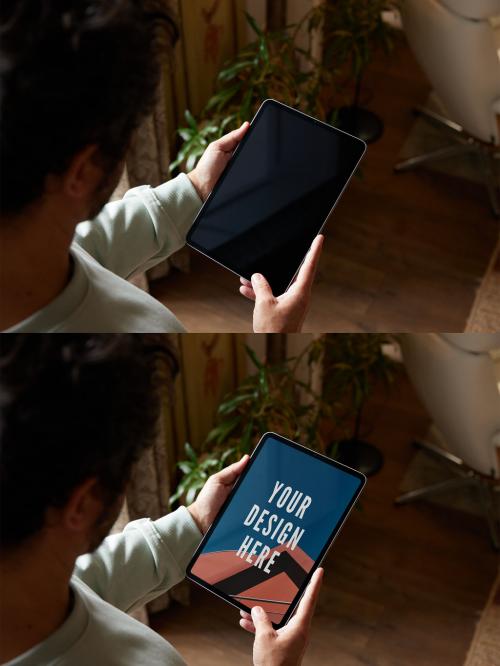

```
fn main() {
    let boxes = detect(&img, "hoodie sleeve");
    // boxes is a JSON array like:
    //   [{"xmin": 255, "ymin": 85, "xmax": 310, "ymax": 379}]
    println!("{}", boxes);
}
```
[
  {"xmin": 74, "ymin": 173, "xmax": 202, "ymax": 279},
  {"xmin": 73, "ymin": 506, "xmax": 202, "ymax": 612}
]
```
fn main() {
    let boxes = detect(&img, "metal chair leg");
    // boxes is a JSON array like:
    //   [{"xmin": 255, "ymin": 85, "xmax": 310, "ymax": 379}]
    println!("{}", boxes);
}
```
[
  {"xmin": 395, "ymin": 106, "xmax": 500, "ymax": 217},
  {"xmin": 395, "ymin": 476, "xmax": 476, "ymax": 505},
  {"xmin": 396, "ymin": 440, "xmax": 500, "ymax": 550},
  {"xmin": 412, "ymin": 439, "xmax": 468, "ymax": 470},
  {"xmin": 413, "ymin": 105, "xmax": 466, "ymax": 136},
  {"xmin": 394, "ymin": 143, "xmax": 473, "ymax": 172}
]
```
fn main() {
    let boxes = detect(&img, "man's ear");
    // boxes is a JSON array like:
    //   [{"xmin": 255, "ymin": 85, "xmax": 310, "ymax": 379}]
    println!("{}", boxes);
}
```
[
  {"xmin": 63, "ymin": 144, "xmax": 103, "ymax": 200},
  {"xmin": 61, "ymin": 477, "xmax": 103, "ymax": 534}
]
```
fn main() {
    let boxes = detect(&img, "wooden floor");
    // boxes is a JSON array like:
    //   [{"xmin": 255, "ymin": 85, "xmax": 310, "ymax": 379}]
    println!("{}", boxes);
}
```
[
  {"xmin": 151, "ymin": 373, "xmax": 499, "ymax": 666},
  {"xmin": 151, "ymin": 40, "xmax": 498, "ymax": 333}
]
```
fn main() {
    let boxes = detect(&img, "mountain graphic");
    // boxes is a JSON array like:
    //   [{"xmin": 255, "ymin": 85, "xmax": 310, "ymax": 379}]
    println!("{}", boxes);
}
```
[{"xmin": 191, "ymin": 545, "xmax": 314, "ymax": 622}]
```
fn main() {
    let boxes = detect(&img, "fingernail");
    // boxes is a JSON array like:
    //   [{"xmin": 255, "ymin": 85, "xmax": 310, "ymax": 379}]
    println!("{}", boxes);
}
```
[
  {"xmin": 251, "ymin": 606, "xmax": 264, "ymax": 619},
  {"xmin": 252, "ymin": 273, "xmax": 263, "ymax": 282}
]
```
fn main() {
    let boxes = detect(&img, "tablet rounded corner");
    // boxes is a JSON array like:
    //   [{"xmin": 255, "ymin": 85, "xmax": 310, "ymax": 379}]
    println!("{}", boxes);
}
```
[
  {"xmin": 358, "ymin": 470, "xmax": 368, "ymax": 489},
  {"xmin": 258, "ymin": 98, "xmax": 279, "ymax": 114}
]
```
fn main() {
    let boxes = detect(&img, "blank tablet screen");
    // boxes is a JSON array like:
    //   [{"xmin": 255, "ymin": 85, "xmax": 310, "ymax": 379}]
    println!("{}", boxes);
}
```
[{"xmin": 187, "ymin": 99, "xmax": 366, "ymax": 295}]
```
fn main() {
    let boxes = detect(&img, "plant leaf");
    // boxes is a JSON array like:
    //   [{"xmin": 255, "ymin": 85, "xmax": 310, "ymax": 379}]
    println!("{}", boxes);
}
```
[
  {"xmin": 184, "ymin": 109, "xmax": 197, "ymax": 131},
  {"xmin": 177, "ymin": 461, "xmax": 193, "ymax": 474},
  {"xmin": 184, "ymin": 442, "xmax": 197, "ymax": 463},
  {"xmin": 245, "ymin": 11, "xmax": 263, "ymax": 38},
  {"xmin": 245, "ymin": 345, "xmax": 263, "ymax": 370}
]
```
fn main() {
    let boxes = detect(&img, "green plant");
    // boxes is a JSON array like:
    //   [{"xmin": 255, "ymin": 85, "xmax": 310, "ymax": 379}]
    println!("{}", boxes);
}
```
[
  {"xmin": 302, "ymin": 0, "xmax": 402, "ymax": 106},
  {"xmin": 319, "ymin": 334, "xmax": 399, "ymax": 450},
  {"xmin": 170, "ymin": 336, "xmax": 400, "ymax": 505},
  {"xmin": 170, "ymin": 12, "xmax": 332, "ymax": 173},
  {"xmin": 169, "ymin": 111, "xmax": 237, "ymax": 173},
  {"xmin": 171, "ymin": 4, "xmax": 402, "ymax": 171},
  {"xmin": 169, "ymin": 344, "xmax": 334, "ymax": 506}
]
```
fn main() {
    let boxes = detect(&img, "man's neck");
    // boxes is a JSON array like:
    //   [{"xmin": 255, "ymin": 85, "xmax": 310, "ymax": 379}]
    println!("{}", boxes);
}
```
[
  {"xmin": 0, "ymin": 205, "xmax": 77, "ymax": 330},
  {"xmin": 0, "ymin": 538, "xmax": 75, "ymax": 663}
]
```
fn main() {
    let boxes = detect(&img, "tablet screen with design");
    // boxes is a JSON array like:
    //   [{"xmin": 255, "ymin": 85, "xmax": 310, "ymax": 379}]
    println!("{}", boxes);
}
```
[
  {"xmin": 186, "ymin": 99, "xmax": 366, "ymax": 295},
  {"xmin": 187, "ymin": 432, "xmax": 365, "ymax": 628}
]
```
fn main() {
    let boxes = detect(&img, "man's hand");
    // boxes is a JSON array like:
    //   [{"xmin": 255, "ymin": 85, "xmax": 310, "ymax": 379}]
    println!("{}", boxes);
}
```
[
  {"xmin": 239, "ymin": 235, "xmax": 324, "ymax": 333},
  {"xmin": 187, "ymin": 455, "xmax": 249, "ymax": 534},
  {"xmin": 239, "ymin": 568, "xmax": 324, "ymax": 666},
  {"xmin": 188, "ymin": 122, "xmax": 250, "ymax": 201}
]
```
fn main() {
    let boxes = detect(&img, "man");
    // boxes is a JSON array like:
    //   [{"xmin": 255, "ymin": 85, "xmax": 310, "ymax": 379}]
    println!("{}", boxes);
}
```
[
  {"xmin": 0, "ymin": 334, "xmax": 323, "ymax": 666},
  {"xmin": 0, "ymin": 1, "xmax": 323, "ymax": 334}
]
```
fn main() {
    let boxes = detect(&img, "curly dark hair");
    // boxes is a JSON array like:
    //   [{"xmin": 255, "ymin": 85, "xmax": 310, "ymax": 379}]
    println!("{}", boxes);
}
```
[
  {"xmin": 0, "ymin": 1, "xmax": 178, "ymax": 216},
  {"xmin": 0, "ymin": 334, "xmax": 178, "ymax": 549}
]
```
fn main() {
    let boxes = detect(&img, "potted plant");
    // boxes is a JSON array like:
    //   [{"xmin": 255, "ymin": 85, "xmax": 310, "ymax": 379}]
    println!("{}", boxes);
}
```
[
  {"xmin": 171, "ymin": 2, "xmax": 402, "ymax": 174},
  {"xmin": 302, "ymin": 0, "xmax": 403, "ymax": 142},
  {"xmin": 320, "ymin": 333, "xmax": 399, "ymax": 475},
  {"xmin": 170, "ymin": 335, "xmax": 399, "ymax": 505}
]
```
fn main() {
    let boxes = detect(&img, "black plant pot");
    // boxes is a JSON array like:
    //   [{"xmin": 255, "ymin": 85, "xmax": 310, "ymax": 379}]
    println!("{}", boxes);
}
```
[
  {"xmin": 336, "ymin": 106, "xmax": 384, "ymax": 144},
  {"xmin": 333, "ymin": 438, "xmax": 384, "ymax": 477}
]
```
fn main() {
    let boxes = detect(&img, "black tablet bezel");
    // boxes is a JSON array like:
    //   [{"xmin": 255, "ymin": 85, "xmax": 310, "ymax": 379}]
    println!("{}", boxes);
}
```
[
  {"xmin": 186, "ymin": 431, "xmax": 366, "ymax": 629},
  {"xmin": 186, "ymin": 99, "xmax": 367, "ymax": 294}
]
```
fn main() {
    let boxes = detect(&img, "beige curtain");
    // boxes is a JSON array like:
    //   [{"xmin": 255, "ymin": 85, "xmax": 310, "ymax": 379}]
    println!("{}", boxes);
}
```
[
  {"xmin": 121, "ymin": 334, "xmax": 247, "ymax": 620},
  {"xmin": 123, "ymin": 0, "xmax": 249, "ymax": 283},
  {"xmin": 126, "ymin": 75, "xmax": 171, "ymax": 188}
]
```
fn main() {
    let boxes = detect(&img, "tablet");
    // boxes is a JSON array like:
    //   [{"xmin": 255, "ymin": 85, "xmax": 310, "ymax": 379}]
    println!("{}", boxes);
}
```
[
  {"xmin": 187, "ymin": 99, "xmax": 366, "ymax": 296},
  {"xmin": 186, "ymin": 432, "xmax": 366, "ymax": 628}
]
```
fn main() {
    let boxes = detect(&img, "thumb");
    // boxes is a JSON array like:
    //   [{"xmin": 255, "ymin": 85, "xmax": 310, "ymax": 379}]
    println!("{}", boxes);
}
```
[
  {"xmin": 251, "ymin": 606, "xmax": 275, "ymax": 639},
  {"xmin": 216, "ymin": 121, "xmax": 250, "ymax": 152},
  {"xmin": 251, "ymin": 274, "xmax": 275, "ymax": 304},
  {"xmin": 214, "ymin": 454, "xmax": 249, "ymax": 485}
]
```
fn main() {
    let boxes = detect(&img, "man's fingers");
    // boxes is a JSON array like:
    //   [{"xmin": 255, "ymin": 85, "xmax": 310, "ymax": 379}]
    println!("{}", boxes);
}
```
[
  {"xmin": 216, "ymin": 121, "xmax": 250, "ymax": 152},
  {"xmin": 240, "ymin": 277, "xmax": 256, "ymax": 300},
  {"xmin": 294, "ymin": 567, "xmax": 323, "ymax": 626},
  {"xmin": 239, "ymin": 618, "xmax": 256, "ymax": 634},
  {"xmin": 214, "ymin": 454, "xmax": 249, "ymax": 485},
  {"xmin": 239, "ymin": 285, "xmax": 256, "ymax": 302},
  {"xmin": 251, "ymin": 273, "xmax": 275, "ymax": 304},
  {"xmin": 295, "ymin": 235, "xmax": 324, "ymax": 292}
]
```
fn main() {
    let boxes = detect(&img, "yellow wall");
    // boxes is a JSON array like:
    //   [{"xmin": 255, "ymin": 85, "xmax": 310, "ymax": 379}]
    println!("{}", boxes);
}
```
[{"xmin": 176, "ymin": 0, "xmax": 247, "ymax": 116}]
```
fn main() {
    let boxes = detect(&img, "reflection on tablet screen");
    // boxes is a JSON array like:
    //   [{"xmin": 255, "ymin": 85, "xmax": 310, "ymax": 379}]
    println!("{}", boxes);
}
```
[{"xmin": 188, "ymin": 100, "xmax": 366, "ymax": 295}]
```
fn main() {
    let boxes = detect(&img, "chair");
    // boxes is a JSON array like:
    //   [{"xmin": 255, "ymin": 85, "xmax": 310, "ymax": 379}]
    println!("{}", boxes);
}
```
[
  {"xmin": 395, "ymin": 0, "xmax": 500, "ymax": 217},
  {"xmin": 397, "ymin": 333, "xmax": 500, "ymax": 549}
]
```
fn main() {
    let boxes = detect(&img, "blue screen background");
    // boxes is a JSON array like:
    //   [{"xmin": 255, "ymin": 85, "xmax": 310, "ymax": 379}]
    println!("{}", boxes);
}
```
[{"xmin": 201, "ymin": 435, "xmax": 363, "ymax": 560}]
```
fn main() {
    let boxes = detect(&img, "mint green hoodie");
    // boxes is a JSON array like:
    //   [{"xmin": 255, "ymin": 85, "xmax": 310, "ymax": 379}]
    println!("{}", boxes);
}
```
[
  {"xmin": 5, "ymin": 507, "xmax": 203, "ymax": 666},
  {"xmin": 6, "ymin": 174, "xmax": 202, "ymax": 333}
]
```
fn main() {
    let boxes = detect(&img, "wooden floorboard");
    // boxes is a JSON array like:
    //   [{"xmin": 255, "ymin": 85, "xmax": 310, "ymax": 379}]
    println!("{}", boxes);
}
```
[
  {"xmin": 150, "ymin": 373, "xmax": 499, "ymax": 665},
  {"xmin": 151, "ymin": 40, "xmax": 497, "ymax": 333}
]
